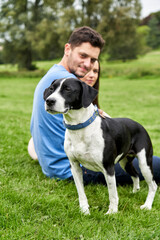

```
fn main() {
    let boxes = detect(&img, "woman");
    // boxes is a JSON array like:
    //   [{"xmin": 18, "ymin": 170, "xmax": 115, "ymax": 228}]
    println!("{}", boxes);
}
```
[
  {"xmin": 80, "ymin": 59, "xmax": 100, "ymax": 106},
  {"xmin": 80, "ymin": 60, "xmax": 110, "ymax": 118}
]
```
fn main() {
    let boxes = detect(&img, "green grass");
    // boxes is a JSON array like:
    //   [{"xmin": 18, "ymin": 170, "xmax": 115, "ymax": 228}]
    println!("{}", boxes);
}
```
[
  {"xmin": 0, "ymin": 59, "xmax": 59, "ymax": 73},
  {"xmin": 0, "ymin": 52, "xmax": 160, "ymax": 239},
  {"xmin": 100, "ymin": 50, "xmax": 160, "ymax": 79}
]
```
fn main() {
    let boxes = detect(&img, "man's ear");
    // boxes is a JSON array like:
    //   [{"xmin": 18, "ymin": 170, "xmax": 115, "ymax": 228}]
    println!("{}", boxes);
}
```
[
  {"xmin": 64, "ymin": 43, "xmax": 71, "ymax": 56},
  {"xmin": 81, "ymin": 81, "xmax": 98, "ymax": 108}
]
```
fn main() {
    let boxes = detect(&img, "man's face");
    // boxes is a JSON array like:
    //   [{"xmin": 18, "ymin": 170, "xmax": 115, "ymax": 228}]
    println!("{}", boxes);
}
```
[{"xmin": 65, "ymin": 42, "xmax": 100, "ymax": 78}]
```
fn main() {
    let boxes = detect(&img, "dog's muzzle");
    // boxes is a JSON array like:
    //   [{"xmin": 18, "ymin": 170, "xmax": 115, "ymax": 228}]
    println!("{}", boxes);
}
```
[
  {"xmin": 46, "ymin": 98, "xmax": 56, "ymax": 107},
  {"xmin": 45, "ymin": 98, "xmax": 69, "ymax": 114},
  {"xmin": 45, "ymin": 98, "xmax": 57, "ymax": 114}
]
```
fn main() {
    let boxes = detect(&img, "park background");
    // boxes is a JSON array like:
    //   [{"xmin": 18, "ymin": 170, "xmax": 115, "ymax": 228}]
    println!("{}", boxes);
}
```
[{"xmin": 0, "ymin": 0, "xmax": 160, "ymax": 239}]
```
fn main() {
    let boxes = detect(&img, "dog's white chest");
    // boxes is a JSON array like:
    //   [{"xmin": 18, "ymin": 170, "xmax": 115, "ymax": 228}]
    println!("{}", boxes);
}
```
[{"xmin": 64, "ymin": 118, "xmax": 105, "ymax": 172}]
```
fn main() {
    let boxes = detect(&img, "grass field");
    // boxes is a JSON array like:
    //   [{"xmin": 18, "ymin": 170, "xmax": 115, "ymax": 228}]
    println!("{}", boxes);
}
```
[{"xmin": 0, "ymin": 51, "xmax": 160, "ymax": 239}]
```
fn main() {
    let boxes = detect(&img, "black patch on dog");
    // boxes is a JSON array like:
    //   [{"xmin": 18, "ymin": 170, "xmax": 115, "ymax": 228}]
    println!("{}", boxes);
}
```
[
  {"xmin": 101, "ymin": 117, "xmax": 153, "ymax": 176},
  {"xmin": 44, "ymin": 78, "xmax": 98, "ymax": 110}
]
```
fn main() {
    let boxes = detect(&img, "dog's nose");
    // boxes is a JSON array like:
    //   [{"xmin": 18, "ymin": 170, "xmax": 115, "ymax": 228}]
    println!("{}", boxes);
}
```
[{"xmin": 46, "ymin": 99, "xmax": 56, "ymax": 107}]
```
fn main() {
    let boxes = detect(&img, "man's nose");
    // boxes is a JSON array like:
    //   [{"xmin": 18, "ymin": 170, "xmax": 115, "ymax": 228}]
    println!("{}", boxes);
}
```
[{"xmin": 84, "ymin": 58, "xmax": 92, "ymax": 69}]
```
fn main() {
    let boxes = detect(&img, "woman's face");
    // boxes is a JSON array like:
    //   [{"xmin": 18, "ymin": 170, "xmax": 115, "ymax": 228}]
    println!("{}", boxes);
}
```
[{"xmin": 81, "ymin": 61, "xmax": 99, "ymax": 87}]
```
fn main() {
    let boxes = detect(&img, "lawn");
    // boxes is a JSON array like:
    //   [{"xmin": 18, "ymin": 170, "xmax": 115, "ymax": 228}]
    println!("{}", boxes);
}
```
[{"xmin": 0, "ymin": 51, "xmax": 160, "ymax": 239}]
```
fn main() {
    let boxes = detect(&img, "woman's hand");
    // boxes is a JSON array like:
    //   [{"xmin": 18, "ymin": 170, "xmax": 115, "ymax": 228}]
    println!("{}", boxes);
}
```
[{"xmin": 99, "ymin": 109, "xmax": 111, "ymax": 119}]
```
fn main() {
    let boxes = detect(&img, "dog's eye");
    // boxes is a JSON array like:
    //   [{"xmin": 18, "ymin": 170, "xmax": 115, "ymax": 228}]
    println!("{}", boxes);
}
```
[
  {"xmin": 64, "ymin": 86, "xmax": 71, "ymax": 92},
  {"xmin": 50, "ymin": 86, "xmax": 54, "ymax": 91}
]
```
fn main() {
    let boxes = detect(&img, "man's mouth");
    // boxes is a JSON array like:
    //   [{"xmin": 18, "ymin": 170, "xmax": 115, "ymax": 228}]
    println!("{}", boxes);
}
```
[{"xmin": 79, "ymin": 66, "xmax": 89, "ymax": 73}]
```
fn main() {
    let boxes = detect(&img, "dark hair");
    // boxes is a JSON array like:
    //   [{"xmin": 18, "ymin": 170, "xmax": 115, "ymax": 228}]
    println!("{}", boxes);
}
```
[
  {"xmin": 92, "ymin": 60, "xmax": 100, "ymax": 108},
  {"xmin": 68, "ymin": 26, "xmax": 105, "ymax": 51}
]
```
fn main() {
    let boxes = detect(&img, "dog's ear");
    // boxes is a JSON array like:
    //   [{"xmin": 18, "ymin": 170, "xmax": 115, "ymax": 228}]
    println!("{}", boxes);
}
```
[
  {"xmin": 81, "ymin": 81, "xmax": 98, "ymax": 108},
  {"xmin": 43, "ymin": 79, "xmax": 59, "ymax": 101},
  {"xmin": 43, "ymin": 87, "xmax": 50, "ymax": 101}
]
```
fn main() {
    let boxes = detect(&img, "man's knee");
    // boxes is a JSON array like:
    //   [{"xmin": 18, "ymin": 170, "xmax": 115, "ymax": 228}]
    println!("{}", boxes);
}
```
[{"xmin": 28, "ymin": 137, "xmax": 38, "ymax": 160}]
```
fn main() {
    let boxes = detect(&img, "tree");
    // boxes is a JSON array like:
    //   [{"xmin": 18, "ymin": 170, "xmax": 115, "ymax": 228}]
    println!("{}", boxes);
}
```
[
  {"xmin": 137, "ymin": 25, "xmax": 151, "ymax": 54},
  {"xmin": 147, "ymin": 14, "xmax": 160, "ymax": 49},
  {"xmin": 61, "ymin": 0, "xmax": 142, "ymax": 61},
  {"xmin": 0, "ymin": 0, "xmax": 43, "ymax": 69},
  {"xmin": 0, "ymin": 0, "xmax": 61, "ymax": 69},
  {"xmin": 0, "ymin": 0, "xmax": 143, "ymax": 68},
  {"xmin": 46, "ymin": 0, "xmax": 142, "ymax": 61},
  {"xmin": 97, "ymin": 0, "xmax": 142, "ymax": 60}
]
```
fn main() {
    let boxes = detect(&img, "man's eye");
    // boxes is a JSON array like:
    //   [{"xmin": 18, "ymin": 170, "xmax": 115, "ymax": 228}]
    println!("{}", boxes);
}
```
[
  {"xmin": 91, "ymin": 59, "xmax": 96, "ymax": 63},
  {"xmin": 81, "ymin": 54, "xmax": 87, "ymax": 58}
]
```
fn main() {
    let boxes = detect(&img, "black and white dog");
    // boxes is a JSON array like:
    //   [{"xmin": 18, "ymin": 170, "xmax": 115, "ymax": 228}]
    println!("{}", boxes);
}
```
[{"xmin": 44, "ymin": 77, "xmax": 157, "ymax": 215}]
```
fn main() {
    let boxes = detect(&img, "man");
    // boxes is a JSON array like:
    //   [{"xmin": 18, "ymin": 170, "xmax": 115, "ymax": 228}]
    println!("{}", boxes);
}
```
[{"xmin": 28, "ymin": 26, "xmax": 105, "ymax": 179}]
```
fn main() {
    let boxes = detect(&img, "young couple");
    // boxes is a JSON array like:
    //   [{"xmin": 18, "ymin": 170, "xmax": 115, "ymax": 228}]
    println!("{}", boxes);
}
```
[{"xmin": 28, "ymin": 26, "xmax": 160, "ymax": 185}]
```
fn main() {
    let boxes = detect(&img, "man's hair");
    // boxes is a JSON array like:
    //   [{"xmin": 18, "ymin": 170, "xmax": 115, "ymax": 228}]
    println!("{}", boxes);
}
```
[{"xmin": 68, "ymin": 26, "xmax": 105, "ymax": 50}]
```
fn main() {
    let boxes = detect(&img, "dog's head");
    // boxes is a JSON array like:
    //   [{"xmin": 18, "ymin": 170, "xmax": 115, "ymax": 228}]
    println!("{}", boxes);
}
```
[{"xmin": 43, "ymin": 78, "xmax": 98, "ymax": 114}]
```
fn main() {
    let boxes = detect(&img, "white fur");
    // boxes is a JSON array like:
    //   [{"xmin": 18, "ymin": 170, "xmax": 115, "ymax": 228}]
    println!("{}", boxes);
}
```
[
  {"xmin": 70, "ymin": 160, "xmax": 90, "ymax": 214},
  {"xmin": 45, "ymin": 79, "xmax": 67, "ymax": 113},
  {"xmin": 115, "ymin": 153, "xmax": 123, "ymax": 164},
  {"xmin": 132, "ymin": 176, "xmax": 140, "ymax": 193},
  {"xmin": 103, "ymin": 172, "xmax": 119, "ymax": 214},
  {"xmin": 137, "ymin": 148, "xmax": 157, "ymax": 210},
  {"xmin": 64, "ymin": 107, "xmax": 104, "ymax": 172}
]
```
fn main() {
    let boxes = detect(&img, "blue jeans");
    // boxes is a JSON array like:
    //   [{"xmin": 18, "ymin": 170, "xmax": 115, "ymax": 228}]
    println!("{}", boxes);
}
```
[{"xmin": 79, "ymin": 156, "xmax": 160, "ymax": 185}]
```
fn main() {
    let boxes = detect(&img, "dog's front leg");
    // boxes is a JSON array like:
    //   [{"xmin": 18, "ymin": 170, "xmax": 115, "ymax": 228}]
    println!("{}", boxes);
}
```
[
  {"xmin": 103, "ymin": 169, "xmax": 119, "ymax": 214},
  {"xmin": 70, "ymin": 160, "xmax": 90, "ymax": 215}
]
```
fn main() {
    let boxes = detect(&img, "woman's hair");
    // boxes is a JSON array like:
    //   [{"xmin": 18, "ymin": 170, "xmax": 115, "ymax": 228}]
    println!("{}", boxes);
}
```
[
  {"xmin": 68, "ymin": 26, "xmax": 105, "ymax": 51},
  {"xmin": 92, "ymin": 60, "xmax": 100, "ymax": 108}
]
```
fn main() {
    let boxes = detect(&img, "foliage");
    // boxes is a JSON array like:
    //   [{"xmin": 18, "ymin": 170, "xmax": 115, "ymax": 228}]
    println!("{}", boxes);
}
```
[
  {"xmin": 0, "ymin": 0, "xmax": 144, "ymax": 69},
  {"xmin": 0, "ymin": 0, "xmax": 39, "ymax": 69},
  {"xmin": 140, "ymin": 11, "xmax": 160, "ymax": 50},
  {"xmin": 98, "ymin": 0, "xmax": 142, "ymax": 61},
  {"xmin": 136, "ymin": 25, "xmax": 151, "ymax": 55},
  {"xmin": 27, "ymin": 19, "xmax": 61, "ymax": 60},
  {"xmin": 147, "ymin": 14, "xmax": 160, "ymax": 49},
  {"xmin": 0, "ymin": 0, "xmax": 61, "ymax": 69}
]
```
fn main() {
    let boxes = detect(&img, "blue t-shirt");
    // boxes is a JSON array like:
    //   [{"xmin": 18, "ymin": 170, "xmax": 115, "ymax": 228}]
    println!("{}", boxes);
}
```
[{"xmin": 30, "ymin": 64, "xmax": 76, "ymax": 179}]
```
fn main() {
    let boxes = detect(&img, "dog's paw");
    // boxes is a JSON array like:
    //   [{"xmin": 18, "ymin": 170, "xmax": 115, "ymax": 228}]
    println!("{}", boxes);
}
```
[
  {"xmin": 80, "ymin": 203, "xmax": 90, "ymax": 215},
  {"xmin": 80, "ymin": 207, "xmax": 90, "ymax": 215},
  {"xmin": 105, "ymin": 208, "xmax": 118, "ymax": 215},
  {"xmin": 140, "ymin": 204, "xmax": 152, "ymax": 210},
  {"xmin": 133, "ymin": 187, "xmax": 140, "ymax": 193},
  {"xmin": 132, "ymin": 177, "xmax": 140, "ymax": 193}
]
